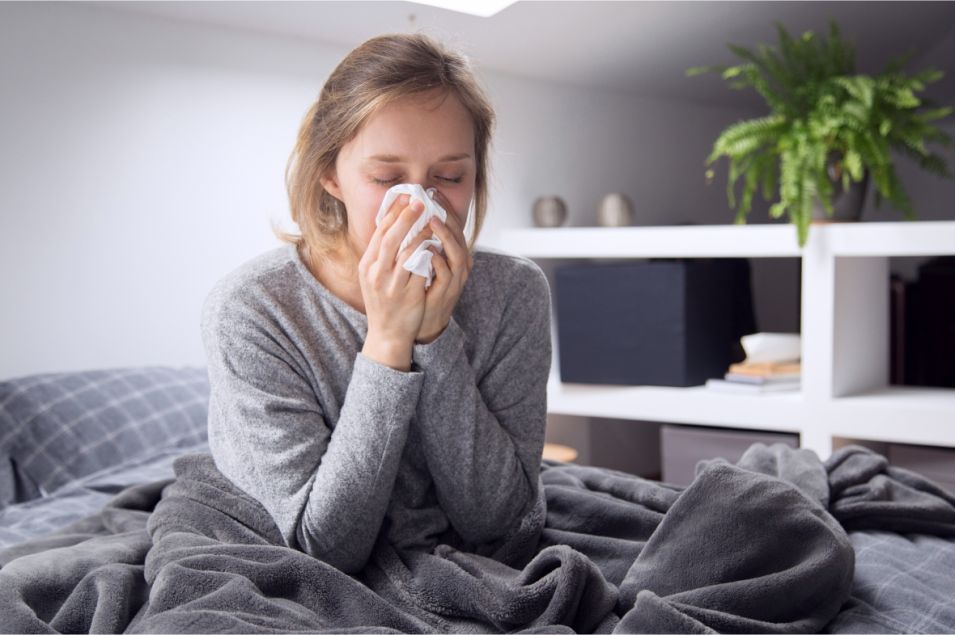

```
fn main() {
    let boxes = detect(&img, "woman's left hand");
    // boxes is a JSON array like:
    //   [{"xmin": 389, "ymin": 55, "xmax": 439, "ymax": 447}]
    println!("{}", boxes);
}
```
[{"xmin": 415, "ymin": 191, "xmax": 473, "ymax": 345}]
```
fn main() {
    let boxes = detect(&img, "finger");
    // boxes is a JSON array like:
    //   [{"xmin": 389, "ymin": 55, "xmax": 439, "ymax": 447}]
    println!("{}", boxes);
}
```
[
  {"xmin": 366, "ymin": 194, "xmax": 410, "ymax": 260},
  {"xmin": 428, "ymin": 246, "xmax": 451, "ymax": 287},
  {"xmin": 379, "ymin": 199, "xmax": 426, "ymax": 265},
  {"xmin": 377, "ymin": 193, "xmax": 408, "ymax": 232},
  {"xmin": 397, "ymin": 226, "xmax": 437, "ymax": 268},
  {"xmin": 429, "ymin": 219, "xmax": 467, "ymax": 275},
  {"xmin": 432, "ymin": 209, "xmax": 466, "ymax": 253}
]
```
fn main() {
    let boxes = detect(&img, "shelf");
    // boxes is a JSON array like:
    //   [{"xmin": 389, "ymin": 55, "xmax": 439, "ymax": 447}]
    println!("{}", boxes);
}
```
[
  {"xmin": 499, "ymin": 224, "xmax": 803, "ymax": 258},
  {"xmin": 547, "ymin": 377, "xmax": 955, "ymax": 449},
  {"xmin": 547, "ymin": 374, "xmax": 804, "ymax": 434},
  {"xmin": 517, "ymin": 219, "xmax": 955, "ymax": 459},
  {"xmin": 500, "ymin": 220, "xmax": 955, "ymax": 259},
  {"xmin": 824, "ymin": 385, "xmax": 955, "ymax": 448},
  {"xmin": 825, "ymin": 220, "xmax": 955, "ymax": 256}
]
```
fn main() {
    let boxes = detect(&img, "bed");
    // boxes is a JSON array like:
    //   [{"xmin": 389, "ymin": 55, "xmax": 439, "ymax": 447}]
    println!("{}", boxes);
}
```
[{"xmin": 1, "ymin": 366, "xmax": 954, "ymax": 633}]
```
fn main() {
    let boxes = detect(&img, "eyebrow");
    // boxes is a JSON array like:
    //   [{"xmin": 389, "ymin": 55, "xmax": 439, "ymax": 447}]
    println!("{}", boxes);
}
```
[{"xmin": 365, "ymin": 153, "xmax": 473, "ymax": 164}]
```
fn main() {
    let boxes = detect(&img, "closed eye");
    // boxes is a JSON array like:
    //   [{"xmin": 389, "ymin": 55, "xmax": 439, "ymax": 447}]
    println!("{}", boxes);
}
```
[{"xmin": 372, "ymin": 176, "xmax": 463, "ymax": 185}]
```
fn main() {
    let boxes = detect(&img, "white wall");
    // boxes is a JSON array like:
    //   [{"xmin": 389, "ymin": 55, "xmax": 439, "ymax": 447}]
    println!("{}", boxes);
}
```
[
  {"xmin": 0, "ymin": 1, "xmax": 752, "ymax": 380},
  {"xmin": 1, "ymin": 3, "xmax": 332, "ymax": 379}
]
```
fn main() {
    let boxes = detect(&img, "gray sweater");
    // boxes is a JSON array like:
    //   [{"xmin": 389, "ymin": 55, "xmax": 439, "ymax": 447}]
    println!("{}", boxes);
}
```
[{"xmin": 200, "ymin": 242, "xmax": 552, "ymax": 574}]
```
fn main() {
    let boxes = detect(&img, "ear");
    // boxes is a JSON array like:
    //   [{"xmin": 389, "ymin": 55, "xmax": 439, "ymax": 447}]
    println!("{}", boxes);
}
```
[{"xmin": 319, "ymin": 169, "xmax": 343, "ymax": 201}]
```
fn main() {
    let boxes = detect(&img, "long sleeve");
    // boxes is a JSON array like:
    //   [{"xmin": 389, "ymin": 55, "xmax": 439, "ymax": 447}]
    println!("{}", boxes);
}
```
[
  {"xmin": 201, "ymin": 288, "xmax": 424, "ymax": 575},
  {"xmin": 410, "ymin": 262, "xmax": 552, "ymax": 545}
]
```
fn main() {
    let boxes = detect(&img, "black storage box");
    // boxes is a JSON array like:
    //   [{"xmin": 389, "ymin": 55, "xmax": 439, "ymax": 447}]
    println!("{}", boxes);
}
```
[
  {"xmin": 913, "ymin": 256, "xmax": 955, "ymax": 388},
  {"xmin": 555, "ymin": 258, "xmax": 756, "ymax": 386}
]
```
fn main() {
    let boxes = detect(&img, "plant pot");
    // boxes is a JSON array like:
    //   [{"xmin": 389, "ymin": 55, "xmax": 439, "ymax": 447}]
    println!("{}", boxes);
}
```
[{"xmin": 811, "ymin": 170, "xmax": 869, "ymax": 223}]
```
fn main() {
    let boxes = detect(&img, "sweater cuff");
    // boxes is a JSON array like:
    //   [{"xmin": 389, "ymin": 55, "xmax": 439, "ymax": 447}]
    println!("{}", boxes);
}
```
[
  {"xmin": 353, "ymin": 352, "xmax": 424, "ymax": 416},
  {"xmin": 356, "ymin": 350, "xmax": 422, "ymax": 376},
  {"xmin": 412, "ymin": 316, "xmax": 466, "ymax": 374}
]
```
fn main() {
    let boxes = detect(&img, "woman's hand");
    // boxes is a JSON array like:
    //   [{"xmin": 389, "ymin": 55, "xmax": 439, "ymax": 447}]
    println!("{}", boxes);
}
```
[
  {"xmin": 416, "ymin": 191, "xmax": 473, "ymax": 345},
  {"xmin": 359, "ymin": 193, "xmax": 434, "ymax": 370}
]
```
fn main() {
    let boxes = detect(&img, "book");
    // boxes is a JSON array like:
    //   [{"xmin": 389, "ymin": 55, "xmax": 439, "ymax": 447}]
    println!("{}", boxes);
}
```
[
  {"xmin": 705, "ymin": 378, "xmax": 801, "ymax": 394},
  {"xmin": 728, "ymin": 361, "xmax": 802, "ymax": 377},
  {"xmin": 724, "ymin": 372, "xmax": 801, "ymax": 384}
]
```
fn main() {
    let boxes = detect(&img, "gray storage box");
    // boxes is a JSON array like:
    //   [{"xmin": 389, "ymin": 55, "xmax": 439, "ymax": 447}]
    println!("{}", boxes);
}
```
[
  {"xmin": 887, "ymin": 443, "xmax": 955, "ymax": 494},
  {"xmin": 661, "ymin": 424, "xmax": 799, "ymax": 487}
]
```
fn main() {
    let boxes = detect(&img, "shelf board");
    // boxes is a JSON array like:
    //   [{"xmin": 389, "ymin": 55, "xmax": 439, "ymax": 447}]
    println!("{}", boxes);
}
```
[
  {"xmin": 546, "ymin": 375, "xmax": 804, "ymax": 433},
  {"xmin": 826, "ymin": 221, "xmax": 955, "ymax": 256},
  {"xmin": 500, "ymin": 224, "xmax": 803, "ymax": 258},
  {"xmin": 501, "ymin": 220, "xmax": 955, "ymax": 259},
  {"xmin": 825, "ymin": 385, "xmax": 955, "ymax": 448},
  {"xmin": 546, "ymin": 379, "xmax": 955, "ymax": 448}
]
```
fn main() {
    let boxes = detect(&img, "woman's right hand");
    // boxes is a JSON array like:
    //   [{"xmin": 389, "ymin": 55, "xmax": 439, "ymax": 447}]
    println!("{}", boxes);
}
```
[{"xmin": 358, "ymin": 193, "xmax": 434, "ymax": 371}]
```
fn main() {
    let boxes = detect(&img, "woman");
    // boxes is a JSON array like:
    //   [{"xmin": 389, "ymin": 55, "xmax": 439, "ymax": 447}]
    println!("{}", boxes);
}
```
[{"xmin": 200, "ymin": 33, "xmax": 551, "ymax": 576}]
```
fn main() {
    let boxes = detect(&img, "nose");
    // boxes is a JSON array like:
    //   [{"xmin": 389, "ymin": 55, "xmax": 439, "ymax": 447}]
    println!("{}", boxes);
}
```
[{"xmin": 425, "ymin": 187, "xmax": 448, "ymax": 210}]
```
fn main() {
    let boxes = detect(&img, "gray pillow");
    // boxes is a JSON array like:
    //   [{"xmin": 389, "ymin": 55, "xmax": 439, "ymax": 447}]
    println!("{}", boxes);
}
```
[{"xmin": 0, "ymin": 366, "xmax": 209, "ymax": 507}]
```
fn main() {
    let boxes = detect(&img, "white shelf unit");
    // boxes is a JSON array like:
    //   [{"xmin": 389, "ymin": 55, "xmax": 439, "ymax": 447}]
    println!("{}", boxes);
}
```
[{"xmin": 499, "ymin": 220, "xmax": 955, "ymax": 460}]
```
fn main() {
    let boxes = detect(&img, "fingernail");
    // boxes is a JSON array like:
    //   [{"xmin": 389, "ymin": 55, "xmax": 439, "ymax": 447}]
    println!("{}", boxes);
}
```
[{"xmin": 410, "ymin": 199, "xmax": 423, "ymax": 211}]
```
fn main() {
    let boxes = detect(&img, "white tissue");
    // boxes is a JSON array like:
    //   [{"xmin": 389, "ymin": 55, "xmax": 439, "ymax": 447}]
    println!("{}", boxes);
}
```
[{"xmin": 374, "ymin": 183, "xmax": 448, "ymax": 289}]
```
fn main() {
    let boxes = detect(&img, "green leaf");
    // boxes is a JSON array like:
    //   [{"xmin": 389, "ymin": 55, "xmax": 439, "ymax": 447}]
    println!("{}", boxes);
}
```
[
  {"xmin": 835, "ymin": 76, "xmax": 874, "ymax": 109},
  {"xmin": 914, "ymin": 106, "xmax": 954, "ymax": 123},
  {"xmin": 913, "ymin": 67, "xmax": 943, "ymax": 84},
  {"xmin": 839, "ymin": 103, "xmax": 867, "ymax": 128},
  {"xmin": 919, "ymin": 153, "xmax": 952, "ymax": 179},
  {"xmin": 728, "ymin": 43, "xmax": 760, "ymax": 65},
  {"xmin": 727, "ymin": 158, "xmax": 740, "ymax": 208},
  {"xmin": 892, "ymin": 87, "xmax": 921, "ymax": 108},
  {"xmin": 884, "ymin": 50, "xmax": 914, "ymax": 74},
  {"xmin": 722, "ymin": 66, "xmax": 744, "ymax": 79},
  {"xmin": 686, "ymin": 64, "xmax": 725, "ymax": 77},
  {"xmin": 691, "ymin": 17, "xmax": 951, "ymax": 231},
  {"xmin": 844, "ymin": 150, "xmax": 863, "ymax": 180}
]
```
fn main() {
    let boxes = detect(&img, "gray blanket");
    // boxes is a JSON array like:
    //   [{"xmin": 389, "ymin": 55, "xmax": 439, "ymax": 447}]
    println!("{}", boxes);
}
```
[{"xmin": 1, "ymin": 443, "xmax": 954, "ymax": 634}]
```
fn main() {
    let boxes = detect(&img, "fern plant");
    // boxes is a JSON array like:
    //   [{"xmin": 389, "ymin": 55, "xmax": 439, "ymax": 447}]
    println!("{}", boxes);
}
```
[{"xmin": 688, "ymin": 21, "xmax": 954, "ymax": 247}]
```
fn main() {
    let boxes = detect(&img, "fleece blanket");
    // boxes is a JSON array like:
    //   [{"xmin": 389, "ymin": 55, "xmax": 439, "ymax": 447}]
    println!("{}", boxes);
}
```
[{"xmin": 1, "ymin": 443, "xmax": 954, "ymax": 634}]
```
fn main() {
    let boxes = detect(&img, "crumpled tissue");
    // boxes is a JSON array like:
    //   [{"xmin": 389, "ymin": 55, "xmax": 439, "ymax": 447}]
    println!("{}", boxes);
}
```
[{"xmin": 375, "ymin": 183, "xmax": 447, "ymax": 289}]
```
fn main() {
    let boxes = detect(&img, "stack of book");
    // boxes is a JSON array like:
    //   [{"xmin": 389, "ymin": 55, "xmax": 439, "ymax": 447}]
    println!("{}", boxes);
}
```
[
  {"xmin": 705, "ymin": 332, "xmax": 802, "ymax": 394},
  {"xmin": 705, "ymin": 361, "xmax": 802, "ymax": 394}
]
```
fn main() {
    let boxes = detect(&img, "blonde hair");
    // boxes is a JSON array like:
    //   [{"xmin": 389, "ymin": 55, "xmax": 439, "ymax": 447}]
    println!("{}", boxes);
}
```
[{"xmin": 274, "ymin": 33, "xmax": 495, "ymax": 262}]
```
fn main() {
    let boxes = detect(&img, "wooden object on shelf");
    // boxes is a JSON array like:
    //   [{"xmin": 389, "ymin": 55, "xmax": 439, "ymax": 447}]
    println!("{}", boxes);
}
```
[{"xmin": 542, "ymin": 443, "xmax": 578, "ymax": 463}]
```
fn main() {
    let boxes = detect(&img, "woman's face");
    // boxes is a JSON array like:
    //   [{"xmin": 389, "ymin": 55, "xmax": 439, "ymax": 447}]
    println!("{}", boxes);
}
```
[{"xmin": 320, "ymin": 89, "xmax": 477, "ymax": 262}]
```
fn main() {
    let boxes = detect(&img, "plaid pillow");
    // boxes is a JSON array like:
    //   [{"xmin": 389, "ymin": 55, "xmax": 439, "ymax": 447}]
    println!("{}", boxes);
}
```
[{"xmin": 0, "ymin": 366, "xmax": 209, "ymax": 506}]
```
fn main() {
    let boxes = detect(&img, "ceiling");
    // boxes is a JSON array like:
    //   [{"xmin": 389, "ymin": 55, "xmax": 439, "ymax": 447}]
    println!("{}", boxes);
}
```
[{"xmin": 89, "ymin": 0, "xmax": 955, "ymax": 110}]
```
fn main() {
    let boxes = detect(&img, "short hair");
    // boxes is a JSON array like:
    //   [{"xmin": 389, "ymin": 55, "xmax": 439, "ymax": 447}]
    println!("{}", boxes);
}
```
[{"xmin": 275, "ymin": 32, "xmax": 496, "ymax": 260}]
